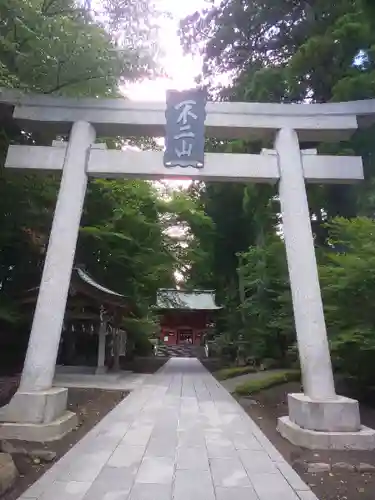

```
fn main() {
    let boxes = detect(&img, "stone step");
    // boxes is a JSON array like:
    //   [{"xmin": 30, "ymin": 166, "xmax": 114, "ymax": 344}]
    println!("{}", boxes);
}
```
[{"xmin": 155, "ymin": 345, "xmax": 205, "ymax": 358}]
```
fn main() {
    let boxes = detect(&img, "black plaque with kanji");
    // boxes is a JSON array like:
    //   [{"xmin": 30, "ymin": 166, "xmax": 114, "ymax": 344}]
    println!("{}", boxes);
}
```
[{"xmin": 163, "ymin": 88, "xmax": 207, "ymax": 169}]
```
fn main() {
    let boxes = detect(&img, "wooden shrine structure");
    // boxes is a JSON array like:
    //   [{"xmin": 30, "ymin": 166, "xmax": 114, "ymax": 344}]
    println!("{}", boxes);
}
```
[
  {"xmin": 21, "ymin": 267, "xmax": 131, "ymax": 373},
  {"xmin": 155, "ymin": 289, "xmax": 221, "ymax": 346}
]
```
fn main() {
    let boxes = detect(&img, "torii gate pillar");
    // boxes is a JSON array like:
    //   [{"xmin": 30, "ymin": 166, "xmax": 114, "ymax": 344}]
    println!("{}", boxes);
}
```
[
  {"xmin": 0, "ymin": 121, "xmax": 96, "ymax": 440},
  {"xmin": 274, "ymin": 129, "xmax": 370, "ymax": 449},
  {"xmin": 276, "ymin": 128, "xmax": 336, "ymax": 400}
]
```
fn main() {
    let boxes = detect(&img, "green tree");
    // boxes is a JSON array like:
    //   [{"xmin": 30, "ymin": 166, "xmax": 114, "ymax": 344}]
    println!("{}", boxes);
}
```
[
  {"xmin": 178, "ymin": 0, "xmax": 375, "ymax": 368},
  {"xmin": 180, "ymin": 0, "xmax": 375, "ymax": 225},
  {"xmin": 0, "ymin": 0, "xmax": 160, "ymax": 94},
  {"xmin": 79, "ymin": 179, "xmax": 175, "ymax": 310},
  {"xmin": 0, "ymin": 0, "xmax": 167, "ymax": 328},
  {"xmin": 319, "ymin": 217, "xmax": 375, "ymax": 387}
]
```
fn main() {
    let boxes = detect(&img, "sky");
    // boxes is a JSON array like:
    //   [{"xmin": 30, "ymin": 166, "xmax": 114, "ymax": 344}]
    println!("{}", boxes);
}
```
[
  {"xmin": 125, "ymin": 0, "xmax": 206, "ymax": 101},
  {"xmin": 123, "ymin": 1, "xmax": 209, "ymax": 283},
  {"xmin": 124, "ymin": 0, "xmax": 208, "ymax": 191}
]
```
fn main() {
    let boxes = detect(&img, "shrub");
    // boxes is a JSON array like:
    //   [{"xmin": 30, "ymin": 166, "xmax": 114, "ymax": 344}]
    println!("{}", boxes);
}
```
[
  {"xmin": 234, "ymin": 370, "xmax": 301, "ymax": 396},
  {"xmin": 215, "ymin": 366, "xmax": 257, "ymax": 381},
  {"xmin": 320, "ymin": 218, "xmax": 375, "ymax": 387}
]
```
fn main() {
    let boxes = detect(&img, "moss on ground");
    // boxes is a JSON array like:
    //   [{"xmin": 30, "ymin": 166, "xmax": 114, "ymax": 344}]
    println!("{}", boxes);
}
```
[
  {"xmin": 215, "ymin": 365, "xmax": 257, "ymax": 381},
  {"xmin": 234, "ymin": 370, "xmax": 301, "ymax": 396}
]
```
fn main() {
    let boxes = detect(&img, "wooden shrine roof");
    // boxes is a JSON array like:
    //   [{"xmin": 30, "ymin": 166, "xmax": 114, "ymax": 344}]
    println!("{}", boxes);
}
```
[
  {"xmin": 22, "ymin": 267, "xmax": 131, "ymax": 311},
  {"xmin": 155, "ymin": 288, "xmax": 222, "ymax": 311},
  {"xmin": 71, "ymin": 267, "xmax": 129, "ymax": 309}
]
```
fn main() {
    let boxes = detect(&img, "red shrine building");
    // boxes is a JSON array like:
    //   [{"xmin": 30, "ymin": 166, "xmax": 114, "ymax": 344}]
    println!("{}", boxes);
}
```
[{"xmin": 156, "ymin": 289, "xmax": 221, "ymax": 346}]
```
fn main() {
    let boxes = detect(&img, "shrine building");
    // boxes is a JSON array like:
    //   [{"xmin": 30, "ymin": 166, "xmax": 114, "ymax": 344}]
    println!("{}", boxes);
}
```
[
  {"xmin": 21, "ymin": 267, "xmax": 131, "ymax": 373},
  {"xmin": 155, "ymin": 288, "xmax": 221, "ymax": 346}
]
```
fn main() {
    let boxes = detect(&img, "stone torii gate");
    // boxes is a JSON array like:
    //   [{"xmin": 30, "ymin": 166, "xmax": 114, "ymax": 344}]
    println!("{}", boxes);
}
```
[{"xmin": 0, "ymin": 90, "xmax": 374, "ymax": 449}]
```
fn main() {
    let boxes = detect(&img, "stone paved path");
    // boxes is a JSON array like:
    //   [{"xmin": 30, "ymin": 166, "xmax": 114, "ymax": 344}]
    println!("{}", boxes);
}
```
[{"xmin": 19, "ymin": 358, "xmax": 319, "ymax": 500}]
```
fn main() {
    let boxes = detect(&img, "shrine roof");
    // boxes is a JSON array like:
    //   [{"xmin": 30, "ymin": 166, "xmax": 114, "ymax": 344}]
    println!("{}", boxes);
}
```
[
  {"xmin": 70, "ymin": 267, "xmax": 130, "ymax": 309},
  {"xmin": 22, "ymin": 267, "xmax": 130, "ymax": 310},
  {"xmin": 75, "ymin": 268, "xmax": 123, "ymax": 298},
  {"xmin": 156, "ymin": 288, "xmax": 221, "ymax": 311}
]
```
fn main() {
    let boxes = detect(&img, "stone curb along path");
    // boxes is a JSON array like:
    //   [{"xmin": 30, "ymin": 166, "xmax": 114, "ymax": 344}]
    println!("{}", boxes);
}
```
[{"xmin": 18, "ymin": 359, "xmax": 320, "ymax": 500}]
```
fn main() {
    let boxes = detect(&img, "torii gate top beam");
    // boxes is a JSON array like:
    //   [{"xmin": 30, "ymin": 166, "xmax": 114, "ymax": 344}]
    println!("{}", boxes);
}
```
[{"xmin": 3, "ymin": 88, "xmax": 375, "ymax": 142}]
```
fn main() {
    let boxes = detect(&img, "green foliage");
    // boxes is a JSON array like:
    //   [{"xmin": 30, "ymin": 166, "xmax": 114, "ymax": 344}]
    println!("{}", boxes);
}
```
[
  {"xmin": 234, "ymin": 216, "xmax": 375, "ymax": 387},
  {"xmin": 177, "ymin": 0, "xmax": 375, "ymax": 393},
  {"xmin": 133, "ymin": 334, "xmax": 154, "ymax": 357},
  {"xmin": 319, "ymin": 217, "xmax": 375, "ymax": 386},
  {"xmin": 234, "ymin": 370, "xmax": 301, "ymax": 396},
  {"xmin": 238, "ymin": 234, "xmax": 294, "ymax": 363},
  {"xmin": 78, "ymin": 179, "xmax": 175, "ymax": 311},
  {"xmin": 160, "ymin": 186, "xmax": 216, "ymax": 286},
  {"xmin": 0, "ymin": 0, "xmax": 171, "ymax": 335},
  {"xmin": 215, "ymin": 366, "xmax": 257, "ymax": 381},
  {"xmin": 0, "ymin": 0, "xmax": 160, "ymax": 95}
]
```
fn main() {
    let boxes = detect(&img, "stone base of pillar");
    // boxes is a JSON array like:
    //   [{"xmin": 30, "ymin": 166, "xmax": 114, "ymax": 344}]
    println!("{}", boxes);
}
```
[
  {"xmin": 0, "ymin": 412, "xmax": 77, "ymax": 442},
  {"xmin": 278, "ymin": 393, "xmax": 375, "ymax": 450},
  {"xmin": 288, "ymin": 393, "xmax": 361, "ymax": 432},
  {"xmin": 0, "ymin": 387, "xmax": 77, "ymax": 442},
  {"xmin": 278, "ymin": 416, "xmax": 375, "ymax": 450},
  {"xmin": 3, "ymin": 387, "xmax": 69, "ymax": 424}
]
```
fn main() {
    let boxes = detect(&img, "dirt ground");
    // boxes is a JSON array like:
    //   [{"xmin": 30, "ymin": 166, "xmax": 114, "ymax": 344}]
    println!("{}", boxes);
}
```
[
  {"xmin": 238, "ymin": 381, "xmax": 375, "ymax": 500},
  {"xmin": 1, "ymin": 388, "xmax": 127, "ymax": 500}
]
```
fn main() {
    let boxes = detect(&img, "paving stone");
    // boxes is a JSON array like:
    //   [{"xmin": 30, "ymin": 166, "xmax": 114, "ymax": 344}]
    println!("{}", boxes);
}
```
[
  {"xmin": 178, "ymin": 430, "xmax": 206, "ymax": 448},
  {"xmin": 145, "ymin": 436, "xmax": 177, "ymax": 457},
  {"xmin": 239, "ymin": 449, "xmax": 278, "ymax": 474},
  {"xmin": 206, "ymin": 435, "xmax": 233, "ymax": 446},
  {"xmin": 248, "ymin": 432, "xmax": 285, "ymax": 462},
  {"xmin": 128, "ymin": 483, "xmax": 172, "ymax": 500},
  {"xmin": 39, "ymin": 480, "xmax": 91, "ymax": 500},
  {"xmin": 231, "ymin": 434, "xmax": 263, "ymax": 450},
  {"xmin": 215, "ymin": 486, "xmax": 259, "ymax": 500},
  {"xmin": 83, "ymin": 478, "xmax": 131, "ymax": 500},
  {"xmin": 19, "ymin": 468, "xmax": 58, "ymax": 498},
  {"xmin": 18, "ymin": 359, "xmax": 319, "ymax": 500},
  {"xmin": 121, "ymin": 425, "xmax": 153, "ymax": 446},
  {"xmin": 86, "ymin": 465, "xmax": 135, "ymax": 495},
  {"xmin": 206, "ymin": 437, "xmax": 237, "ymax": 459},
  {"xmin": 60, "ymin": 451, "xmax": 111, "ymax": 482},
  {"xmin": 152, "ymin": 419, "xmax": 179, "ymax": 434},
  {"xmin": 176, "ymin": 446, "xmax": 209, "ymax": 470},
  {"xmin": 173, "ymin": 469, "xmax": 215, "ymax": 500},
  {"xmin": 107, "ymin": 445, "xmax": 145, "ymax": 471},
  {"xmin": 296, "ymin": 492, "xmax": 321, "ymax": 500},
  {"xmin": 277, "ymin": 462, "xmax": 310, "ymax": 491},
  {"xmin": 210, "ymin": 458, "xmax": 252, "ymax": 487},
  {"xmin": 204, "ymin": 429, "xmax": 225, "ymax": 441},
  {"xmin": 98, "ymin": 421, "xmax": 130, "ymax": 439},
  {"xmin": 81, "ymin": 434, "xmax": 123, "ymax": 453},
  {"xmin": 135, "ymin": 456, "xmax": 174, "ymax": 484},
  {"xmin": 251, "ymin": 472, "xmax": 301, "ymax": 500}
]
